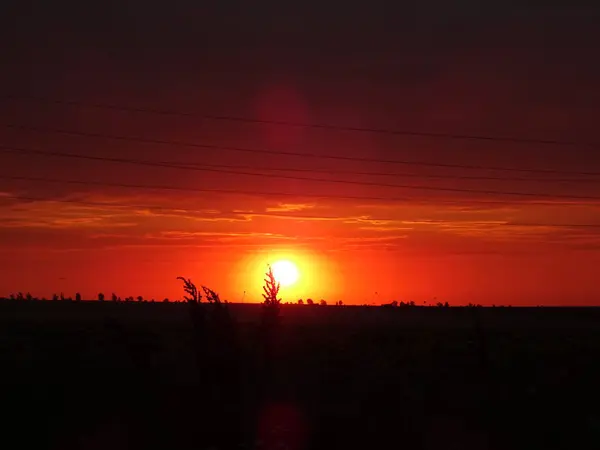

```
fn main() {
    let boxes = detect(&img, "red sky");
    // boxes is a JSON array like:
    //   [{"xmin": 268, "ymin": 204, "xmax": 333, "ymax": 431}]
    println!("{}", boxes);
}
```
[{"xmin": 1, "ymin": 1, "xmax": 599, "ymax": 305}]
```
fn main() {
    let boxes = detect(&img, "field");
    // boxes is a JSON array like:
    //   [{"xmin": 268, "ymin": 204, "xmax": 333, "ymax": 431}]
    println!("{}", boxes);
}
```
[{"xmin": 1, "ymin": 300, "xmax": 600, "ymax": 449}]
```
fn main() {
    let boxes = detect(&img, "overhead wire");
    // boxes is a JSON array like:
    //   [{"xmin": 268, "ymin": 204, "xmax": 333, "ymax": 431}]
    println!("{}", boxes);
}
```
[
  {"xmin": 3, "ymin": 123, "xmax": 600, "ymax": 176},
  {"xmin": 1, "ymin": 145, "xmax": 600, "ymax": 200},
  {"xmin": 3, "ymin": 95, "xmax": 599, "ymax": 149},
  {"xmin": 0, "ymin": 173, "xmax": 597, "ymax": 207}
]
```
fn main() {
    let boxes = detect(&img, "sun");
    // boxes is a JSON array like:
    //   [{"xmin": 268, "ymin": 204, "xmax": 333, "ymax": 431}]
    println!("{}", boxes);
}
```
[{"xmin": 271, "ymin": 260, "xmax": 300, "ymax": 287}]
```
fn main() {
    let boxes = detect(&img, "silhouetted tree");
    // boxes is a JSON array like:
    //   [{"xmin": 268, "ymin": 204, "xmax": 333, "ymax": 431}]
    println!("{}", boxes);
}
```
[
  {"xmin": 306, "ymin": 298, "xmax": 314, "ymax": 305},
  {"xmin": 52, "ymin": 294, "xmax": 58, "ymax": 301},
  {"xmin": 98, "ymin": 293, "xmax": 105, "ymax": 302},
  {"xmin": 60, "ymin": 292, "xmax": 65, "ymax": 301},
  {"xmin": 258, "ymin": 265, "xmax": 282, "ymax": 335},
  {"xmin": 319, "ymin": 299, "xmax": 327, "ymax": 306},
  {"xmin": 298, "ymin": 299, "xmax": 304, "ymax": 305},
  {"xmin": 136, "ymin": 295, "xmax": 143, "ymax": 302},
  {"xmin": 111, "ymin": 293, "xmax": 117, "ymax": 302},
  {"xmin": 262, "ymin": 265, "xmax": 281, "ymax": 309},
  {"xmin": 177, "ymin": 277, "xmax": 200, "ymax": 303},
  {"xmin": 16, "ymin": 292, "xmax": 24, "ymax": 301},
  {"xmin": 163, "ymin": 298, "xmax": 169, "ymax": 303},
  {"xmin": 9, "ymin": 294, "xmax": 15, "ymax": 301},
  {"xmin": 26, "ymin": 292, "xmax": 32, "ymax": 301},
  {"xmin": 75, "ymin": 293, "xmax": 82, "ymax": 302}
]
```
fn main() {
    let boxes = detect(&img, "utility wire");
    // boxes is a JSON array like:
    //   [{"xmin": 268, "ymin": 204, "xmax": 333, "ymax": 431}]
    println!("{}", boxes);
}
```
[
  {"xmin": 3, "ymin": 95, "xmax": 599, "ymax": 149},
  {"xmin": 2, "ymin": 145, "xmax": 600, "ymax": 201},
  {"xmin": 2, "ymin": 142, "xmax": 596, "ymax": 183},
  {"xmin": 181, "ymin": 163, "xmax": 600, "ymax": 183},
  {"xmin": 3, "ymin": 123, "xmax": 600, "ymax": 176},
  {"xmin": 0, "ymin": 173, "xmax": 597, "ymax": 207}
]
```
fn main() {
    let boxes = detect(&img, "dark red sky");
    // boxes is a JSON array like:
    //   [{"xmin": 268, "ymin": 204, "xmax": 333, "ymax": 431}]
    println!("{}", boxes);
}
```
[{"xmin": 1, "ymin": 1, "xmax": 599, "ymax": 304}]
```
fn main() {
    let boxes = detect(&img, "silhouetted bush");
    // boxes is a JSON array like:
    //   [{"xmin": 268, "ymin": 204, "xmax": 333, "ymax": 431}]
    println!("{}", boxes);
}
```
[
  {"xmin": 201, "ymin": 285, "xmax": 223, "ymax": 305},
  {"xmin": 98, "ymin": 293, "xmax": 104, "ymax": 302},
  {"xmin": 75, "ymin": 293, "xmax": 81, "ymax": 302},
  {"xmin": 298, "ymin": 299, "xmax": 304, "ymax": 305},
  {"xmin": 319, "ymin": 299, "xmax": 327, "ymax": 306},
  {"xmin": 177, "ymin": 277, "xmax": 200, "ymax": 303},
  {"xmin": 306, "ymin": 298, "xmax": 314, "ymax": 305}
]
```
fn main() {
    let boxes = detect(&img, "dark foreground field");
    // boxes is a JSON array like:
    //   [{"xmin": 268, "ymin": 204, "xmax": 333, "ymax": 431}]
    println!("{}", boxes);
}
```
[{"xmin": 1, "ymin": 301, "xmax": 600, "ymax": 450}]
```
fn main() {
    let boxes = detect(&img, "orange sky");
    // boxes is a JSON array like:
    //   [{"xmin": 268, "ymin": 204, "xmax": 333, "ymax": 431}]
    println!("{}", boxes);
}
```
[
  {"xmin": 1, "ymin": 189, "xmax": 600, "ymax": 305},
  {"xmin": 1, "ymin": 2, "xmax": 600, "ymax": 305}
]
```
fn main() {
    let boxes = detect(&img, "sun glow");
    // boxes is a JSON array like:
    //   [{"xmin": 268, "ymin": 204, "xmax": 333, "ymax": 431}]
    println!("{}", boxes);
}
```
[
  {"xmin": 235, "ymin": 248, "xmax": 340, "ymax": 303},
  {"xmin": 271, "ymin": 260, "xmax": 300, "ymax": 287}
]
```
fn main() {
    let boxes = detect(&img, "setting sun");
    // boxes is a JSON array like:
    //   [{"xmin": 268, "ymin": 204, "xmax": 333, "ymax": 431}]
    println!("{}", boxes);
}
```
[{"xmin": 271, "ymin": 260, "xmax": 300, "ymax": 287}]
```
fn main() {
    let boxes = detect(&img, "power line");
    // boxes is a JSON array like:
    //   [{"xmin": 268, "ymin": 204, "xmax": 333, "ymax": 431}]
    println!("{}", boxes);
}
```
[
  {"xmin": 174, "ymin": 161, "xmax": 600, "ymax": 184},
  {"xmin": 0, "ymin": 194, "xmax": 216, "ymax": 215},
  {"xmin": 2, "ymin": 145, "xmax": 600, "ymax": 201},
  {"xmin": 2, "ymin": 192, "xmax": 600, "ymax": 229},
  {"xmin": 2, "ymin": 141, "xmax": 595, "ymax": 183},
  {"xmin": 4, "ymin": 95, "xmax": 599, "ymax": 149},
  {"xmin": 0, "ymin": 173, "xmax": 597, "ymax": 207},
  {"xmin": 0, "ymin": 175, "xmax": 409, "ymax": 202},
  {"xmin": 3, "ymin": 123, "xmax": 600, "ymax": 176}
]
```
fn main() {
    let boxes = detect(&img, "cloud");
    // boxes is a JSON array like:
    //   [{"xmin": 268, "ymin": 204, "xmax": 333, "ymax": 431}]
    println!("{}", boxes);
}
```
[
  {"xmin": 0, "ymin": 208, "xmax": 137, "ymax": 229},
  {"xmin": 358, "ymin": 226, "xmax": 414, "ymax": 232},
  {"xmin": 341, "ymin": 235, "xmax": 408, "ymax": 243},
  {"xmin": 3, "ymin": 189, "xmax": 599, "ymax": 256},
  {"xmin": 131, "ymin": 208, "xmax": 251, "ymax": 222},
  {"xmin": 266, "ymin": 203, "xmax": 317, "ymax": 212},
  {"xmin": 0, "ymin": 193, "xmax": 253, "ymax": 229},
  {"xmin": 399, "ymin": 219, "xmax": 600, "ymax": 244},
  {"xmin": 89, "ymin": 232, "xmax": 134, "ymax": 240},
  {"xmin": 154, "ymin": 231, "xmax": 293, "ymax": 240}
]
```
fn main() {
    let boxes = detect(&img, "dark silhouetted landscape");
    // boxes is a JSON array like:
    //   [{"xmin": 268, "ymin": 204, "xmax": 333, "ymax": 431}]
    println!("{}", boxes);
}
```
[
  {"xmin": 2, "ymin": 1, "xmax": 600, "ymax": 448},
  {"xmin": 2, "ymin": 281, "xmax": 600, "ymax": 449}
]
